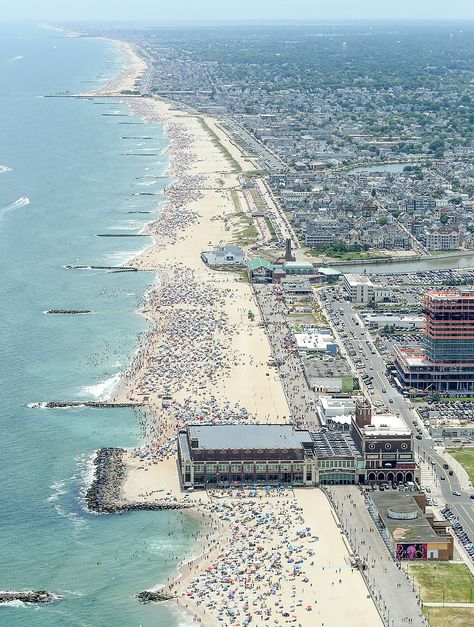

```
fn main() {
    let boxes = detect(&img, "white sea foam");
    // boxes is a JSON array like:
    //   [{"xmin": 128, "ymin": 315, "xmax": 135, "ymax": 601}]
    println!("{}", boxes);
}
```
[
  {"xmin": 0, "ymin": 600, "xmax": 26, "ymax": 608},
  {"xmin": 27, "ymin": 402, "xmax": 86, "ymax": 409},
  {"xmin": 136, "ymin": 179, "xmax": 157, "ymax": 186},
  {"xmin": 79, "ymin": 373, "xmax": 121, "ymax": 400},
  {"xmin": 48, "ymin": 480, "xmax": 67, "ymax": 503},
  {"xmin": 0, "ymin": 165, "xmax": 12, "ymax": 174},
  {"xmin": 0, "ymin": 197, "xmax": 30, "ymax": 218},
  {"xmin": 77, "ymin": 451, "xmax": 97, "ymax": 492},
  {"xmin": 9, "ymin": 56, "xmax": 24, "ymax": 62},
  {"xmin": 108, "ymin": 220, "xmax": 145, "ymax": 231}
]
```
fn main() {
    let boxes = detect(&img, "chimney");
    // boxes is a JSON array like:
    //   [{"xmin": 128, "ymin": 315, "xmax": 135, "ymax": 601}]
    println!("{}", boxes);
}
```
[{"xmin": 355, "ymin": 398, "xmax": 372, "ymax": 428}]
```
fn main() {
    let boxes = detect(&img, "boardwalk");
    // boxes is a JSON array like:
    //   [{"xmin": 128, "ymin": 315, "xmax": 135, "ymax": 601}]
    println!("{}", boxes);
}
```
[
  {"xmin": 326, "ymin": 485, "xmax": 428, "ymax": 627},
  {"xmin": 253, "ymin": 283, "xmax": 319, "ymax": 429}
]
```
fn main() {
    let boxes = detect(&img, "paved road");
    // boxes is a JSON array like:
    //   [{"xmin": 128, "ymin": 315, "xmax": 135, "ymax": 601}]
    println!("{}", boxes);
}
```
[
  {"xmin": 326, "ymin": 485, "xmax": 427, "ymax": 627},
  {"xmin": 319, "ymin": 287, "xmax": 474, "ymax": 552},
  {"xmin": 255, "ymin": 178, "xmax": 300, "ymax": 249},
  {"xmin": 254, "ymin": 284, "xmax": 318, "ymax": 429},
  {"xmin": 223, "ymin": 117, "xmax": 288, "ymax": 172}
]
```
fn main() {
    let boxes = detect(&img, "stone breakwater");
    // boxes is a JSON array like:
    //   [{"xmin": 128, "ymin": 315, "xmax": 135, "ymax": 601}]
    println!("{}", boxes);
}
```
[
  {"xmin": 0, "ymin": 591, "xmax": 58, "ymax": 604},
  {"xmin": 86, "ymin": 448, "xmax": 190, "ymax": 513}
]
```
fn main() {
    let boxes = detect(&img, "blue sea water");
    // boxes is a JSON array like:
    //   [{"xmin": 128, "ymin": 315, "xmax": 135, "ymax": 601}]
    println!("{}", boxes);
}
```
[{"xmin": 0, "ymin": 23, "xmax": 197, "ymax": 626}]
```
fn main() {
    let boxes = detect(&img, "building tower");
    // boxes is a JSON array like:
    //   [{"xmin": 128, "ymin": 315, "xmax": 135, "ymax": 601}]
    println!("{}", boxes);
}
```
[
  {"xmin": 355, "ymin": 398, "xmax": 372, "ymax": 428},
  {"xmin": 423, "ymin": 290, "xmax": 474, "ymax": 363},
  {"xmin": 285, "ymin": 238, "xmax": 295, "ymax": 261}
]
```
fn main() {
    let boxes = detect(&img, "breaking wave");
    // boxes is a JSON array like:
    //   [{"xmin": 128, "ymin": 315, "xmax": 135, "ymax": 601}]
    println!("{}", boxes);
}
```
[{"xmin": 0, "ymin": 197, "xmax": 30, "ymax": 219}]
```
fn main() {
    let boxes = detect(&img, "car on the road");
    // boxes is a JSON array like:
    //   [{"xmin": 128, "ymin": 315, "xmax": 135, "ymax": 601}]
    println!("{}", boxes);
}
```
[
  {"xmin": 416, "ymin": 435, "xmax": 422, "ymax": 440},
  {"xmin": 453, "ymin": 491, "xmax": 461, "ymax": 496},
  {"xmin": 382, "ymin": 388, "xmax": 386, "ymax": 393},
  {"xmin": 389, "ymin": 398, "xmax": 394, "ymax": 403},
  {"xmin": 443, "ymin": 463, "xmax": 449, "ymax": 469},
  {"xmin": 440, "ymin": 476, "xmax": 445, "ymax": 480}
]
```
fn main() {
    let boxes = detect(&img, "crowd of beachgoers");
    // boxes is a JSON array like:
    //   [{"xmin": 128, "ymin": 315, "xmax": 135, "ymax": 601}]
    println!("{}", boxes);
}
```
[{"xmin": 86, "ymin": 46, "xmax": 384, "ymax": 625}]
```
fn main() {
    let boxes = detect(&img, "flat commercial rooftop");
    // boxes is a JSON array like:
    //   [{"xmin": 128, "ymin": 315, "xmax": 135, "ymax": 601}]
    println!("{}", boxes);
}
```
[
  {"xmin": 344, "ymin": 273, "xmax": 374, "ymax": 287},
  {"xmin": 371, "ymin": 492, "xmax": 441, "ymax": 543},
  {"xmin": 363, "ymin": 414, "xmax": 411, "ymax": 437},
  {"xmin": 311, "ymin": 431, "xmax": 359, "ymax": 458},
  {"xmin": 187, "ymin": 424, "xmax": 313, "ymax": 451}
]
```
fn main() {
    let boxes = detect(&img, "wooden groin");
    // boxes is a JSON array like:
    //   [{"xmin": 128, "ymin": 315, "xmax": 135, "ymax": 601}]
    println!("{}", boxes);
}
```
[
  {"xmin": 46, "ymin": 309, "xmax": 91, "ymax": 315},
  {"xmin": 96, "ymin": 233, "xmax": 150, "ymax": 238},
  {"xmin": 64, "ymin": 265, "xmax": 139, "ymax": 271},
  {"xmin": 32, "ymin": 401, "xmax": 144, "ymax": 409}
]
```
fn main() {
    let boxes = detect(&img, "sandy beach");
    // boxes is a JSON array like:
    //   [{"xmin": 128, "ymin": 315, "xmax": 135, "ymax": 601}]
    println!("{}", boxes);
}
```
[{"xmin": 90, "ymin": 40, "xmax": 382, "ymax": 627}]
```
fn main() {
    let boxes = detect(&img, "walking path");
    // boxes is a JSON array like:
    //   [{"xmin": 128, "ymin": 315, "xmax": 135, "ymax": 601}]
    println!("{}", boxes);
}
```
[{"xmin": 326, "ymin": 485, "xmax": 428, "ymax": 627}]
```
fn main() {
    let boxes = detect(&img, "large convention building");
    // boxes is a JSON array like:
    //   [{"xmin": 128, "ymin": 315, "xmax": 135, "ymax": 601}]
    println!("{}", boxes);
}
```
[
  {"xmin": 177, "ymin": 423, "xmax": 363, "ymax": 488},
  {"xmin": 177, "ymin": 400, "xmax": 418, "ymax": 488}
]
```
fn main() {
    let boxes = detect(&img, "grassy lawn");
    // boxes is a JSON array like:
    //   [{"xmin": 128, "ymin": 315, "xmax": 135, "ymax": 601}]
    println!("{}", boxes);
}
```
[
  {"xmin": 423, "ymin": 607, "xmax": 474, "ymax": 627},
  {"xmin": 447, "ymin": 447, "xmax": 474, "ymax": 485},
  {"xmin": 407, "ymin": 563, "xmax": 474, "ymax": 603}
]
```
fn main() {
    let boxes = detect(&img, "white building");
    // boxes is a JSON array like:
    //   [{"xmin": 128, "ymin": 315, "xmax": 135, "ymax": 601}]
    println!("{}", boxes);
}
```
[
  {"xmin": 316, "ymin": 396, "xmax": 358, "ymax": 429},
  {"xmin": 342, "ymin": 274, "xmax": 375, "ymax": 304},
  {"xmin": 362, "ymin": 313, "xmax": 424, "ymax": 329},
  {"xmin": 294, "ymin": 332, "xmax": 338, "ymax": 354},
  {"xmin": 424, "ymin": 227, "xmax": 460, "ymax": 251}
]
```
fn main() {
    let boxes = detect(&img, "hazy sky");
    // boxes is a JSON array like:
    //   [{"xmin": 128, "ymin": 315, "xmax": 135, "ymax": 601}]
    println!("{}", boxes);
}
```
[{"xmin": 3, "ymin": 0, "xmax": 474, "ymax": 22}]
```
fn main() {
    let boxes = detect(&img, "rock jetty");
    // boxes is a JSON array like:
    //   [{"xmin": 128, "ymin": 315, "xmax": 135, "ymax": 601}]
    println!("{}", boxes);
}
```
[
  {"xmin": 0, "ymin": 591, "xmax": 58, "ymax": 604},
  {"xmin": 46, "ymin": 309, "xmax": 91, "ymax": 315},
  {"xmin": 137, "ymin": 590, "xmax": 174, "ymax": 604},
  {"xmin": 86, "ymin": 448, "xmax": 191, "ymax": 514}
]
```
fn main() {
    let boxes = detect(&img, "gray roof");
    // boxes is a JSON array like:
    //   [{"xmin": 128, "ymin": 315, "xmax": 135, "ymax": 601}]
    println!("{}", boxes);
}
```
[
  {"xmin": 178, "ymin": 431, "xmax": 192, "ymax": 461},
  {"xmin": 187, "ymin": 424, "xmax": 313, "ymax": 451},
  {"xmin": 312, "ymin": 431, "xmax": 359, "ymax": 458},
  {"xmin": 370, "ymin": 492, "xmax": 443, "ymax": 543}
]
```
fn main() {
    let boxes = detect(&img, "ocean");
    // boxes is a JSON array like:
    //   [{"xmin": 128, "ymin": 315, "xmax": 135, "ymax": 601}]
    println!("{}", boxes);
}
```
[{"xmin": 0, "ymin": 23, "xmax": 197, "ymax": 626}]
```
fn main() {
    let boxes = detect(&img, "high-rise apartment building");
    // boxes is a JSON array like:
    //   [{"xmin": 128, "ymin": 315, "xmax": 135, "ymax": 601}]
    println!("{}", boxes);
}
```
[
  {"xmin": 395, "ymin": 290, "xmax": 474, "ymax": 395},
  {"xmin": 423, "ymin": 291, "xmax": 474, "ymax": 362}
]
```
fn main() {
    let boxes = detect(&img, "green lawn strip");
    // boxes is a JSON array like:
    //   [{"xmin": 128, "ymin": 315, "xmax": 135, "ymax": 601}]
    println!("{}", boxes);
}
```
[
  {"xmin": 447, "ymin": 448, "xmax": 474, "ymax": 485},
  {"xmin": 229, "ymin": 190, "xmax": 258, "ymax": 245},
  {"xmin": 423, "ymin": 606, "xmax": 474, "ymax": 627},
  {"xmin": 408, "ymin": 563, "xmax": 474, "ymax": 604},
  {"xmin": 197, "ymin": 117, "xmax": 242, "ymax": 172}
]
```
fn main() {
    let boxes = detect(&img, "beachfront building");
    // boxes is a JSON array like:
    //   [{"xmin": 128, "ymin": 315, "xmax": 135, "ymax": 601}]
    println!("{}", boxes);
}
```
[
  {"xmin": 317, "ymin": 267, "xmax": 342, "ymax": 283},
  {"xmin": 178, "ymin": 424, "xmax": 316, "ymax": 487},
  {"xmin": 282, "ymin": 261, "xmax": 315, "ymax": 275},
  {"xmin": 201, "ymin": 245, "xmax": 245, "ymax": 267},
  {"xmin": 316, "ymin": 396, "xmax": 358, "ymax": 430},
  {"xmin": 247, "ymin": 258, "xmax": 274, "ymax": 283},
  {"xmin": 177, "ymin": 423, "xmax": 363, "ymax": 488},
  {"xmin": 294, "ymin": 332, "xmax": 338, "ymax": 355},
  {"xmin": 368, "ymin": 492, "xmax": 453, "ymax": 561},
  {"xmin": 350, "ymin": 399, "xmax": 418, "ymax": 484}
]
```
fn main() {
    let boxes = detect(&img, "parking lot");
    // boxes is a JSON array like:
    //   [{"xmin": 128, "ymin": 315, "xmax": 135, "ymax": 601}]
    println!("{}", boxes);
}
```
[{"xmin": 441, "ymin": 506, "xmax": 474, "ymax": 563}]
